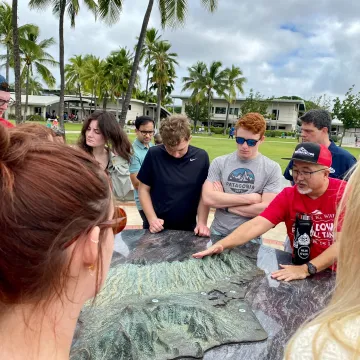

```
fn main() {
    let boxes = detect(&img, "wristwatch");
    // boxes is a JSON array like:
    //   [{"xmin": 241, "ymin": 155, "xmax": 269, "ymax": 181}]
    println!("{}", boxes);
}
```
[{"xmin": 306, "ymin": 262, "xmax": 317, "ymax": 276}]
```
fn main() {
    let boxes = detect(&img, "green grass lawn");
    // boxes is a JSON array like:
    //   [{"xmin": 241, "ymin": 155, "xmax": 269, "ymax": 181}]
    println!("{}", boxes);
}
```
[{"xmin": 7, "ymin": 120, "xmax": 360, "ymax": 172}]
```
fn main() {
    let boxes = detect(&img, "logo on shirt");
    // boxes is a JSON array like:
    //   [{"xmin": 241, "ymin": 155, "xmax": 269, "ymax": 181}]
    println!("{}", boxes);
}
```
[
  {"xmin": 294, "ymin": 147, "xmax": 314, "ymax": 157},
  {"xmin": 226, "ymin": 168, "xmax": 255, "ymax": 194},
  {"xmin": 190, "ymin": 158, "xmax": 197, "ymax": 162}
]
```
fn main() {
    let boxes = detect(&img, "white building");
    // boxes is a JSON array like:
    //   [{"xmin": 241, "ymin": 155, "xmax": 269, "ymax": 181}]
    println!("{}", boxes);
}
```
[
  {"xmin": 174, "ymin": 95, "xmax": 306, "ymax": 131},
  {"xmin": 7, "ymin": 94, "xmax": 170, "ymax": 122}
]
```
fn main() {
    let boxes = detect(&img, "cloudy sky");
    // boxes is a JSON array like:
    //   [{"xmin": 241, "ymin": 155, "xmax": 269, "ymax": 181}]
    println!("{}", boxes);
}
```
[{"xmin": 8, "ymin": 0, "xmax": 360, "ymax": 104}]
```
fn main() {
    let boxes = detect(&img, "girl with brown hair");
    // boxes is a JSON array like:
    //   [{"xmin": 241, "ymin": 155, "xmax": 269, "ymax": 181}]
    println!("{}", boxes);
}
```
[
  {"xmin": 0, "ymin": 125, "xmax": 126, "ymax": 359},
  {"xmin": 78, "ymin": 111, "xmax": 133, "ymax": 199}
]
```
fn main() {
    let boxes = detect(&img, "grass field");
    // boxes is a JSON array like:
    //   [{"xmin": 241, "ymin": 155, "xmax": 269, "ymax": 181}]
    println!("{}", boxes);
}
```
[{"xmin": 8, "ymin": 120, "xmax": 360, "ymax": 171}]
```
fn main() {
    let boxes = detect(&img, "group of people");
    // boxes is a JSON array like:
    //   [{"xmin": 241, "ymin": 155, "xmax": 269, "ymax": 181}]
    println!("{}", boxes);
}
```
[{"xmin": 1, "ymin": 70, "xmax": 360, "ymax": 358}]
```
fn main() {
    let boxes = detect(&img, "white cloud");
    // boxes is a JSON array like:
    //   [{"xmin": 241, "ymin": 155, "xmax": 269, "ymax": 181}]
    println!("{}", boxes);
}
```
[{"xmin": 1, "ymin": 0, "xmax": 360, "ymax": 104}]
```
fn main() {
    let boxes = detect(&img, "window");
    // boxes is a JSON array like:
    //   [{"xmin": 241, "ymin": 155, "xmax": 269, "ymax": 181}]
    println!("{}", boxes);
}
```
[
  {"xmin": 146, "ymin": 110, "xmax": 149, "ymax": 116},
  {"xmin": 211, "ymin": 107, "xmax": 215, "ymax": 114},
  {"xmin": 128, "ymin": 105, "xmax": 132, "ymax": 110},
  {"xmin": 34, "ymin": 107, "xmax": 41, "ymax": 114},
  {"xmin": 272, "ymin": 109, "xmax": 279, "ymax": 119},
  {"xmin": 215, "ymin": 107, "xmax": 226, "ymax": 114},
  {"xmin": 278, "ymin": 126, "xmax": 286, "ymax": 130},
  {"xmin": 229, "ymin": 108, "xmax": 239, "ymax": 115}
]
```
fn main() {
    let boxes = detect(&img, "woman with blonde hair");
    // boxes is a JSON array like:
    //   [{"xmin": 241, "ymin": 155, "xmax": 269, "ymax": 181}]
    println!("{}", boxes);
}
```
[{"xmin": 285, "ymin": 162, "xmax": 360, "ymax": 359}]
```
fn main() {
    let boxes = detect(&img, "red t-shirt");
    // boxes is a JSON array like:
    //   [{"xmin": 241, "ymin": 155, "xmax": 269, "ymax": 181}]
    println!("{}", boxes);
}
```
[
  {"xmin": 0, "ymin": 118, "xmax": 14, "ymax": 128},
  {"xmin": 260, "ymin": 178, "xmax": 345, "ymax": 264}
]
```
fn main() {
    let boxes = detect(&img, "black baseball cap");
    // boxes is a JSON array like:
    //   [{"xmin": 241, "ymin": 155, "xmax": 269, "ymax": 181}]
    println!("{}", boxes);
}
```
[{"xmin": 282, "ymin": 142, "xmax": 334, "ymax": 172}]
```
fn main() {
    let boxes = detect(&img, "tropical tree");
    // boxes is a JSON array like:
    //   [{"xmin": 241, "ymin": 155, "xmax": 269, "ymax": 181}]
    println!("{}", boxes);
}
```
[
  {"xmin": 223, "ymin": 65, "xmax": 247, "ymax": 134},
  {"xmin": 240, "ymin": 89, "xmax": 272, "ymax": 118},
  {"xmin": 97, "ymin": 0, "xmax": 218, "ymax": 127},
  {"xmin": 65, "ymin": 55, "xmax": 86, "ymax": 119},
  {"xmin": 19, "ymin": 28, "xmax": 58, "ymax": 122},
  {"xmin": 29, "ymin": 0, "xmax": 98, "ymax": 129},
  {"xmin": 104, "ymin": 48, "xmax": 134, "ymax": 120},
  {"xmin": 196, "ymin": 61, "xmax": 227, "ymax": 133},
  {"xmin": 185, "ymin": 99, "xmax": 209, "ymax": 129},
  {"xmin": 12, "ymin": 0, "xmax": 22, "ymax": 123},
  {"xmin": 139, "ymin": 27, "xmax": 161, "ymax": 115},
  {"xmin": 148, "ymin": 40, "xmax": 178, "ymax": 129},
  {"xmin": 182, "ymin": 61, "xmax": 207, "ymax": 133},
  {"xmin": 82, "ymin": 55, "xmax": 103, "ymax": 112}
]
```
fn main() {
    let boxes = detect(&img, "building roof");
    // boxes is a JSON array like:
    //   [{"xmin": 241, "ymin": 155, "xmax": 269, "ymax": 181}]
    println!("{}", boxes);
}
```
[
  {"xmin": 10, "ymin": 94, "xmax": 61, "ymax": 106},
  {"xmin": 173, "ymin": 94, "xmax": 305, "ymax": 104}
]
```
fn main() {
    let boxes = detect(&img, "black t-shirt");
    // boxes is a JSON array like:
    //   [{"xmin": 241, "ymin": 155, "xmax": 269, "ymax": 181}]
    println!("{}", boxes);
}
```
[{"xmin": 137, "ymin": 144, "xmax": 210, "ymax": 231}]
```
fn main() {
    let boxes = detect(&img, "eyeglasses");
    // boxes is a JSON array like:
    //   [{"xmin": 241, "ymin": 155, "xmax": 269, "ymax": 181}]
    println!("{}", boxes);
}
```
[
  {"xmin": 62, "ymin": 206, "xmax": 127, "ymax": 249},
  {"xmin": 0, "ymin": 98, "xmax": 14, "ymax": 107},
  {"xmin": 139, "ymin": 130, "xmax": 155, "ymax": 136},
  {"xmin": 290, "ymin": 168, "xmax": 328, "ymax": 179},
  {"xmin": 235, "ymin": 137, "xmax": 260, "ymax": 147}
]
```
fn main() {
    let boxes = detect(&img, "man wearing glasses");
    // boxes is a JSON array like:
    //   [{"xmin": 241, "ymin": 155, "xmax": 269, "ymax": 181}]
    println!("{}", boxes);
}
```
[
  {"xmin": 202, "ymin": 112, "xmax": 282, "ymax": 239},
  {"xmin": 194, "ymin": 142, "xmax": 344, "ymax": 282},
  {"xmin": 129, "ymin": 116, "xmax": 155, "ymax": 228},
  {"xmin": 0, "ymin": 74, "xmax": 14, "ymax": 128}
]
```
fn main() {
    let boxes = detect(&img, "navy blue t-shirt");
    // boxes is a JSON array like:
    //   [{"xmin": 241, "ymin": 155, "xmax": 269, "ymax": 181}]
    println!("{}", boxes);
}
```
[
  {"xmin": 137, "ymin": 144, "xmax": 210, "ymax": 231},
  {"xmin": 284, "ymin": 141, "xmax": 357, "ymax": 181}
]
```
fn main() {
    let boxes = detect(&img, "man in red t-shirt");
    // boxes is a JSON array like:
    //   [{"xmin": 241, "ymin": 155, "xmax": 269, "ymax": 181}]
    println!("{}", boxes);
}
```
[
  {"xmin": 0, "ymin": 74, "xmax": 14, "ymax": 128},
  {"xmin": 193, "ymin": 142, "xmax": 345, "ymax": 282}
]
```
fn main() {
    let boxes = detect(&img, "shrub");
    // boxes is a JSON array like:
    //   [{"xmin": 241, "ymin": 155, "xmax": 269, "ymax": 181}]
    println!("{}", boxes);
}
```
[
  {"xmin": 330, "ymin": 135, "xmax": 339, "ymax": 143},
  {"xmin": 7, "ymin": 113, "xmax": 16, "ymax": 120},
  {"xmin": 210, "ymin": 126, "xmax": 224, "ymax": 134},
  {"xmin": 26, "ymin": 114, "xmax": 45, "ymax": 122}
]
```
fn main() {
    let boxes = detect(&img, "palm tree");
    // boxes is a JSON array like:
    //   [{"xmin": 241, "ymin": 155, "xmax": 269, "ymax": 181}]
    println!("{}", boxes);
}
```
[
  {"xmin": 139, "ymin": 27, "xmax": 161, "ymax": 115},
  {"xmin": 28, "ymin": 0, "xmax": 97, "ymax": 129},
  {"xmin": 182, "ymin": 61, "xmax": 207, "ymax": 133},
  {"xmin": 19, "ymin": 27, "xmax": 58, "ymax": 122},
  {"xmin": 223, "ymin": 65, "xmax": 247, "ymax": 134},
  {"xmin": 97, "ymin": 0, "xmax": 218, "ymax": 127},
  {"xmin": 198, "ymin": 61, "xmax": 227, "ymax": 133},
  {"xmin": 65, "ymin": 55, "xmax": 86, "ymax": 120},
  {"xmin": 148, "ymin": 40, "xmax": 178, "ymax": 129},
  {"xmin": 12, "ymin": 0, "xmax": 21, "ymax": 123},
  {"xmin": 82, "ymin": 55, "xmax": 104, "ymax": 112}
]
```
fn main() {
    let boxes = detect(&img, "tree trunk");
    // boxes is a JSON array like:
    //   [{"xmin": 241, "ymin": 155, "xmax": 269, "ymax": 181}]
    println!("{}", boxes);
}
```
[
  {"xmin": 119, "ymin": 0, "xmax": 154, "ymax": 128},
  {"xmin": 207, "ymin": 93, "xmax": 211, "ymax": 133},
  {"xmin": 58, "ymin": 0, "xmax": 66, "ymax": 130},
  {"xmin": 339, "ymin": 127, "xmax": 346, "ymax": 147},
  {"xmin": 94, "ymin": 82, "xmax": 97, "ymax": 111},
  {"xmin": 193, "ymin": 102, "xmax": 199, "ymax": 134},
  {"xmin": 103, "ymin": 94, "xmax": 108, "ymax": 111},
  {"xmin": 143, "ymin": 55, "xmax": 151, "ymax": 116},
  {"xmin": 224, "ymin": 102, "xmax": 231, "ymax": 135},
  {"xmin": 78, "ymin": 83, "xmax": 85, "ymax": 120},
  {"xmin": 156, "ymin": 85, "xmax": 161, "ymax": 130},
  {"xmin": 115, "ymin": 97, "xmax": 119, "ymax": 122},
  {"xmin": 6, "ymin": 45, "xmax": 10, "ymax": 85},
  {"xmin": 23, "ymin": 66, "xmax": 30, "ymax": 122},
  {"xmin": 12, "ymin": 0, "xmax": 22, "ymax": 124}
]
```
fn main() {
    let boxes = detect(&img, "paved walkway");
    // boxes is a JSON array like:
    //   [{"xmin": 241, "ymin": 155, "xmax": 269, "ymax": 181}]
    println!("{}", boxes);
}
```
[{"xmin": 119, "ymin": 201, "xmax": 287, "ymax": 251}]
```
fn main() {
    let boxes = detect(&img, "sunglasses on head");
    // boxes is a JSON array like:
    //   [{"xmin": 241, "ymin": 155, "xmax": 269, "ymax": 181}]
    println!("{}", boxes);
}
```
[
  {"xmin": 235, "ymin": 137, "xmax": 260, "ymax": 147},
  {"xmin": 62, "ymin": 206, "xmax": 127, "ymax": 250}
]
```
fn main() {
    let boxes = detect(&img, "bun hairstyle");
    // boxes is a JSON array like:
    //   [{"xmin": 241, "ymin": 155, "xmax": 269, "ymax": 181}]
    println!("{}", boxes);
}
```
[{"xmin": 0, "ymin": 125, "xmax": 112, "ymax": 306}]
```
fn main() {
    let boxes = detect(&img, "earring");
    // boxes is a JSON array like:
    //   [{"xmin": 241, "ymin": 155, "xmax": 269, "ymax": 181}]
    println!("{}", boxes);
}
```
[{"xmin": 88, "ymin": 264, "xmax": 95, "ymax": 277}]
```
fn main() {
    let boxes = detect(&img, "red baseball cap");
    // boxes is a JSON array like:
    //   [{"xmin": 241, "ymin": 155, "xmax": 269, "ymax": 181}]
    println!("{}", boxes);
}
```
[{"xmin": 282, "ymin": 142, "xmax": 334, "ymax": 172}]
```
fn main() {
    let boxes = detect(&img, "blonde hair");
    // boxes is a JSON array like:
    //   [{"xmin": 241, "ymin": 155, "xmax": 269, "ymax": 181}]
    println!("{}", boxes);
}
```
[
  {"xmin": 160, "ymin": 115, "xmax": 191, "ymax": 147},
  {"xmin": 285, "ymin": 162, "xmax": 360, "ymax": 359}
]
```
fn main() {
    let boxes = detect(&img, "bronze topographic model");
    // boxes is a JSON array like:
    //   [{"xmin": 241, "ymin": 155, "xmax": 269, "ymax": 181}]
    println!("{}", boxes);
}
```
[{"xmin": 71, "ymin": 251, "xmax": 267, "ymax": 359}]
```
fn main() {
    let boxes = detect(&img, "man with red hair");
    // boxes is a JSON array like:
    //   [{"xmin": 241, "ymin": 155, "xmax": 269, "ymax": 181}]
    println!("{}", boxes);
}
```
[
  {"xmin": 202, "ymin": 112, "xmax": 282, "ymax": 239},
  {"xmin": 0, "ymin": 74, "xmax": 14, "ymax": 128}
]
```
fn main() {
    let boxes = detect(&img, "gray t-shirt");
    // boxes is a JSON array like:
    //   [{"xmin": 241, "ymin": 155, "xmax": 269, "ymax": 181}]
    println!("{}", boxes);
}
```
[{"xmin": 207, "ymin": 151, "xmax": 282, "ymax": 235}]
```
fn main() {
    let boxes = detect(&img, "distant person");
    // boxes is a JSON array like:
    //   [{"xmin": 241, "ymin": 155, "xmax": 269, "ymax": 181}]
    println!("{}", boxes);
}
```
[
  {"xmin": 228, "ymin": 126, "xmax": 235, "ymax": 139},
  {"xmin": 138, "ymin": 115, "xmax": 210, "ymax": 236},
  {"xmin": 0, "ymin": 74, "xmax": 14, "ymax": 128},
  {"xmin": 129, "ymin": 116, "xmax": 155, "ymax": 228},
  {"xmin": 50, "ymin": 110, "xmax": 56, "ymax": 120},
  {"xmin": 202, "ymin": 113, "xmax": 282, "ymax": 238},
  {"xmin": 0, "ymin": 124, "xmax": 126, "ymax": 359},
  {"xmin": 154, "ymin": 133, "xmax": 162, "ymax": 145},
  {"xmin": 285, "ymin": 162, "xmax": 359, "ymax": 359},
  {"xmin": 284, "ymin": 109, "xmax": 356, "ymax": 181},
  {"xmin": 194, "ymin": 142, "xmax": 345, "ymax": 282},
  {"xmin": 78, "ymin": 111, "xmax": 133, "ymax": 200}
]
